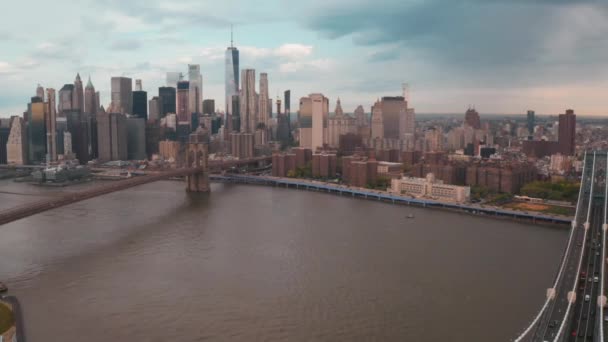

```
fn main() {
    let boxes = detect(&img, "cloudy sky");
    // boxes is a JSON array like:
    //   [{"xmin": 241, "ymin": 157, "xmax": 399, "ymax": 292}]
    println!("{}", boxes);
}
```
[{"xmin": 1, "ymin": 0, "xmax": 608, "ymax": 117}]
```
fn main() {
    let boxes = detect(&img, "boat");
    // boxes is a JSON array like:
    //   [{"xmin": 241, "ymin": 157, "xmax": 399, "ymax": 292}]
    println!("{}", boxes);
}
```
[
  {"xmin": 0, "ymin": 282, "xmax": 7, "ymax": 292},
  {"xmin": 406, "ymin": 214, "xmax": 415, "ymax": 219}
]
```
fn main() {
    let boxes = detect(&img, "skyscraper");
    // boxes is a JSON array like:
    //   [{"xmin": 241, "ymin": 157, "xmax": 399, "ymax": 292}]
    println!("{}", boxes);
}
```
[
  {"xmin": 202, "ymin": 99, "xmax": 215, "ymax": 115},
  {"xmin": 259, "ymin": 72, "xmax": 269, "ymax": 127},
  {"xmin": 110, "ymin": 77, "xmax": 132, "ymax": 115},
  {"xmin": 558, "ymin": 109, "xmax": 576, "ymax": 156},
  {"xmin": 28, "ymin": 97, "xmax": 47, "ymax": 163},
  {"xmin": 148, "ymin": 97, "xmax": 160, "ymax": 122},
  {"xmin": 159, "ymin": 87, "xmax": 176, "ymax": 117},
  {"xmin": 527, "ymin": 110, "xmax": 535, "ymax": 136},
  {"xmin": 58, "ymin": 84, "xmax": 74, "ymax": 114},
  {"xmin": 46, "ymin": 88, "xmax": 57, "ymax": 161},
  {"xmin": 188, "ymin": 64, "xmax": 202, "ymax": 115},
  {"xmin": 132, "ymin": 80, "xmax": 148, "ymax": 120},
  {"xmin": 225, "ymin": 27, "xmax": 240, "ymax": 125},
  {"xmin": 176, "ymin": 81, "xmax": 190, "ymax": 124},
  {"xmin": 240, "ymin": 69, "xmax": 256, "ymax": 133},
  {"xmin": 379, "ymin": 96, "xmax": 407, "ymax": 139},
  {"xmin": 7, "ymin": 116, "xmax": 27, "ymax": 165},
  {"xmin": 371, "ymin": 99, "xmax": 384, "ymax": 139},
  {"xmin": 310, "ymin": 93, "xmax": 329, "ymax": 151},
  {"xmin": 36, "ymin": 84, "xmax": 44, "ymax": 100},
  {"xmin": 464, "ymin": 107, "xmax": 481, "ymax": 129},
  {"xmin": 84, "ymin": 76, "xmax": 98, "ymax": 115},
  {"xmin": 73, "ymin": 73, "xmax": 84, "ymax": 112},
  {"xmin": 97, "ymin": 107, "xmax": 128, "ymax": 162}
]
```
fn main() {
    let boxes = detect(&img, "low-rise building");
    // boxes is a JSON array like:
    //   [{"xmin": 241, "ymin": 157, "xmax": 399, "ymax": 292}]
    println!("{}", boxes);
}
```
[{"xmin": 390, "ymin": 173, "xmax": 471, "ymax": 203}]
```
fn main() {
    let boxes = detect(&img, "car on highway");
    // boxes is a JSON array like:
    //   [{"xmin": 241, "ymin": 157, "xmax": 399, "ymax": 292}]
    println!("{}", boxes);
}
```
[
  {"xmin": 585, "ymin": 294, "xmax": 591, "ymax": 302},
  {"xmin": 595, "ymin": 276, "xmax": 599, "ymax": 283}
]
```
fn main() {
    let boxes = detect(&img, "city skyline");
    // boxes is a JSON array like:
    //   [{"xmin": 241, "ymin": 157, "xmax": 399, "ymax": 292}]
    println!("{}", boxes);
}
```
[{"xmin": 2, "ymin": 0, "xmax": 608, "ymax": 117}]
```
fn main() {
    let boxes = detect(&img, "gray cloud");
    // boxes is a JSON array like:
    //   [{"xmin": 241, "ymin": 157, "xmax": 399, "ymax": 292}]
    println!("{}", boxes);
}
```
[{"xmin": 305, "ymin": 0, "xmax": 608, "ymax": 85}]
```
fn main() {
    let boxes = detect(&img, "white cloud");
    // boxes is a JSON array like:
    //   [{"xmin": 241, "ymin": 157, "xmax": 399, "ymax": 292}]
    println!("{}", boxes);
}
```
[
  {"xmin": 279, "ymin": 58, "xmax": 334, "ymax": 73},
  {"xmin": 102, "ymin": 11, "xmax": 152, "ymax": 33},
  {"xmin": 275, "ymin": 44, "xmax": 313, "ymax": 59}
]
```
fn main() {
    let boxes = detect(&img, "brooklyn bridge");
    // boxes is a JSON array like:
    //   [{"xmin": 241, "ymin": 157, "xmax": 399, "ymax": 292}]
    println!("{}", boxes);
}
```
[{"xmin": 0, "ymin": 140, "xmax": 271, "ymax": 226}]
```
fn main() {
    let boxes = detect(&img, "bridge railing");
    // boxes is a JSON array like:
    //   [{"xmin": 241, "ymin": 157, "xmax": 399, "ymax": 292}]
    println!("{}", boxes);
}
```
[{"xmin": 599, "ymin": 152, "xmax": 608, "ymax": 342}]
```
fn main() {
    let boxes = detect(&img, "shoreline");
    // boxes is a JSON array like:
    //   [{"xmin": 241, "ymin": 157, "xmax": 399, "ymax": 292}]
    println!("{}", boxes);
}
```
[{"xmin": 210, "ymin": 174, "xmax": 572, "ymax": 227}]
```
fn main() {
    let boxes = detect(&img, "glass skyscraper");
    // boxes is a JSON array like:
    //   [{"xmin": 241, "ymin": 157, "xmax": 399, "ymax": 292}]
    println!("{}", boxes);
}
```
[
  {"xmin": 28, "ymin": 97, "xmax": 47, "ymax": 163},
  {"xmin": 225, "ymin": 46, "xmax": 239, "ymax": 118}
]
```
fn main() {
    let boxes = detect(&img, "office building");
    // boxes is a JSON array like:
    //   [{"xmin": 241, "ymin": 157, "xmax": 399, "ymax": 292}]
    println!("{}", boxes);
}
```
[
  {"xmin": 110, "ymin": 77, "xmax": 132, "ymax": 115},
  {"xmin": 36, "ymin": 84, "xmax": 44, "ymax": 100},
  {"xmin": 371, "ymin": 99, "xmax": 383, "ymax": 139},
  {"xmin": 135, "ymin": 79, "xmax": 142, "ymax": 91},
  {"xmin": 97, "ymin": 109, "xmax": 128, "ymax": 162},
  {"xmin": 312, "ymin": 153, "xmax": 338, "ymax": 178},
  {"xmin": 0, "ymin": 118, "xmax": 10, "ymax": 164},
  {"xmin": 240, "ymin": 69, "xmax": 256, "ymax": 133},
  {"xmin": 73, "ymin": 73, "xmax": 84, "ymax": 112},
  {"xmin": 464, "ymin": 107, "xmax": 481, "ymax": 129},
  {"xmin": 328, "ymin": 98, "xmax": 356, "ymax": 148},
  {"xmin": 176, "ymin": 81, "xmax": 190, "ymax": 125},
  {"xmin": 28, "ymin": 97, "xmax": 46, "ymax": 163},
  {"xmin": 558, "ymin": 109, "xmax": 576, "ymax": 156},
  {"xmin": 84, "ymin": 77, "xmax": 98, "ymax": 115},
  {"xmin": 132, "ymin": 87, "xmax": 148, "ymax": 120},
  {"xmin": 45, "ymin": 88, "xmax": 58, "ymax": 161},
  {"xmin": 7, "ymin": 116, "xmax": 28, "ymax": 165},
  {"xmin": 188, "ymin": 64, "xmax": 202, "ymax": 115},
  {"xmin": 65, "ymin": 110, "xmax": 90, "ymax": 164},
  {"xmin": 203, "ymin": 99, "xmax": 215, "ymax": 115},
  {"xmin": 148, "ymin": 97, "xmax": 160, "ymax": 122},
  {"xmin": 159, "ymin": 87, "xmax": 176, "ymax": 117},
  {"xmin": 58, "ymin": 84, "xmax": 74, "ymax": 113},
  {"xmin": 527, "ymin": 110, "xmax": 535, "ymax": 136},
  {"xmin": 230, "ymin": 132, "xmax": 254, "ymax": 159},
  {"xmin": 126, "ymin": 117, "xmax": 146, "ymax": 160},
  {"xmin": 225, "ymin": 30, "xmax": 239, "ymax": 120},
  {"xmin": 259, "ymin": 72, "xmax": 269, "ymax": 127}
]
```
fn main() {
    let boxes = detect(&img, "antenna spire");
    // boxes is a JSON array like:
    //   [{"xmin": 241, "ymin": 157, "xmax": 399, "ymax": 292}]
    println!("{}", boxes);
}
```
[{"xmin": 230, "ymin": 24, "xmax": 234, "ymax": 48}]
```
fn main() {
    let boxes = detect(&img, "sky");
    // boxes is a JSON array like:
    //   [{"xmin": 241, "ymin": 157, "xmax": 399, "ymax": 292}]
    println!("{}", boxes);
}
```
[{"xmin": 1, "ymin": 0, "xmax": 608, "ymax": 117}]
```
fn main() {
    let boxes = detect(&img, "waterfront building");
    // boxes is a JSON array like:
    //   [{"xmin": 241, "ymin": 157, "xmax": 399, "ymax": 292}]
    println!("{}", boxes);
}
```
[
  {"xmin": 7, "ymin": 116, "xmax": 28, "ymax": 164},
  {"xmin": 272, "ymin": 152, "xmax": 297, "ymax": 177},
  {"xmin": 390, "ymin": 173, "xmax": 471, "ymax": 203},
  {"xmin": 110, "ymin": 77, "xmax": 132, "ymax": 115},
  {"xmin": 259, "ymin": 72, "xmax": 269, "ymax": 128},
  {"xmin": 230, "ymin": 132, "xmax": 254, "ymax": 159},
  {"xmin": 97, "ymin": 108, "xmax": 128, "ymax": 162},
  {"xmin": 312, "ymin": 153, "xmax": 338, "ymax": 178},
  {"xmin": 65, "ymin": 110, "xmax": 91, "ymax": 164},
  {"xmin": 0, "ymin": 118, "xmax": 10, "ymax": 164},
  {"xmin": 132, "ymin": 80, "xmax": 148, "ymax": 120}
]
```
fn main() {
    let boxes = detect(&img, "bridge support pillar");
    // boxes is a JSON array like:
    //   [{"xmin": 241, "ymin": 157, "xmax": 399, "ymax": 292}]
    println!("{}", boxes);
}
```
[{"xmin": 186, "ymin": 140, "xmax": 210, "ymax": 193}]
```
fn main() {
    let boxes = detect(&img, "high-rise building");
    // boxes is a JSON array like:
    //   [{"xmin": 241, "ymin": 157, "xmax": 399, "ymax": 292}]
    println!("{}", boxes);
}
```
[
  {"xmin": 28, "ymin": 97, "xmax": 46, "ymax": 163},
  {"xmin": 527, "ymin": 110, "xmax": 535, "ymax": 136},
  {"xmin": 328, "ymin": 98, "xmax": 356, "ymax": 148},
  {"xmin": 379, "ymin": 96, "xmax": 407, "ymax": 139},
  {"xmin": 203, "ymin": 99, "xmax": 215, "ymax": 115},
  {"xmin": 298, "ymin": 96, "xmax": 312, "ymax": 148},
  {"xmin": 65, "ymin": 110, "xmax": 90, "ymax": 164},
  {"xmin": 73, "ymin": 73, "xmax": 84, "ymax": 112},
  {"xmin": 148, "ymin": 97, "xmax": 160, "ymax": 122},
  {"xmin": 558, "ymin": 109, "xmax": 576, "ymax": 156},
  {"xmin": 58, "ymin": 84, "xmax": 74, "ymax": 114},
  {"xmin": 97, "ymin": 108, "xmax": 128, "ymax": 161},
  {"xmin": 371, "ymin": 99, "xmax": 384, "ymax": 139},
  {"xmin": 225, "ymin": 28, "xmax": 240, "ymax": 123},
  {"xmin": 0, "ymin": 118, "xmax": 11, "ymax": 164},
  {"xmin": 464, "ymin": 107, "xmax": 481, "ymax": 129},
  {"xmin": 126, "ymin": 117, "xmax": 146, "ymax": 160},
  {"xmin": 310, "ymin": 93, "xmax": 329, "ymax": 151},
  {"xmin": 7, "ymin": 116, "xmax": 28, "ymax": 165},
  {"xmin": 36, "ymin": 84, "xmax": 44, "ymax": 100},
  {"xmin": 259, "ymin": 72, "xmax": 269, "ymax": 127},
  {"xmin": 188, "ymin": 64, "xmax": 202, "ymax": 115},
  {"xmin": 240, "ymin": 69, "xmax": 256, "ymax": 133},
  {"xmin": 110, "ymin": 77, "xmax": 132, "ymax": 114},
  {"xmin": 46, "ymin": 88, "xmax": 58, "ymax": 161},
  {"xmin": 354, "ymin": 105, "xmax": 367, "ymax": 127},
  {"xmin": 132, "ymin": 80, "xmax": 148, "ymax": 120},
  {"xmin": 159, "ymin": 87, "xmax": 176, "ymax": 118},
  {"xmin": 176, "ymin": 81, "xmax": 190, "ymax": 124},
  {"xmin": 84, "ymin": 76, "xmax": 98, "ymax": 115}
]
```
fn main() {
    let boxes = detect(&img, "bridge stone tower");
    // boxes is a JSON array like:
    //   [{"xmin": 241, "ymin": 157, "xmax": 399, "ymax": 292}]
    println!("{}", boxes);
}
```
[{"xmin": 186, "ymin": 127, "xmax": 210, "ymax": 192}]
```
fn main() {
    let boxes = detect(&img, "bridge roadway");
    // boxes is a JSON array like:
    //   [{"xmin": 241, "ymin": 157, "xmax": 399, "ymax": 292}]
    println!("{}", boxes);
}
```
[{"xmin": 513, "ymin": 151, "xmax": 608, "ymax": 342}]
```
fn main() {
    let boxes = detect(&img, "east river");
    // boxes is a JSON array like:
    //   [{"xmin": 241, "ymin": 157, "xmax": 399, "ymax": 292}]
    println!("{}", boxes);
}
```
[{"xmin": 0, "ymin": 179, "xmax": 567, "ymax": 341}]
